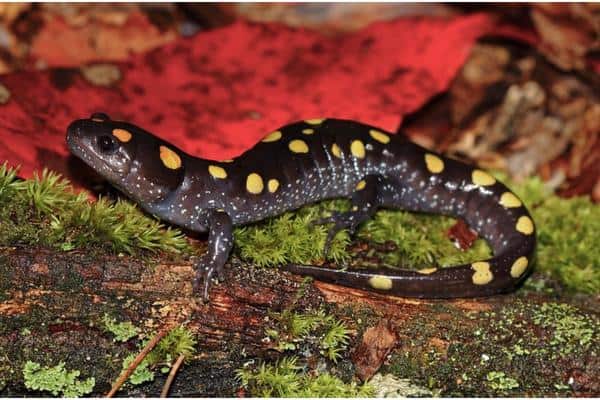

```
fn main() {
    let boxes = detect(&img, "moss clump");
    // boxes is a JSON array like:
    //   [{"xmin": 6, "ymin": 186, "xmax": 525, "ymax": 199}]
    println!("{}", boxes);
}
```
[
  {"xmin": 531, "ymin": 302, "xmax": 595, "ymax": 355},
  {"xmin": 358, "ymin": 210, "xmax": 491, "ymax": 269},
  {"xmin": 102, "ymin": 314, "xmax": 139, "ymax": 343},
  {"xmin": 237, "ymin": 356, "xmax": 374, "ymax": 397},
  {"xmin": 22, "ymin": 361, "xmax": 95, "ymax": 397},
  {"xmin": 120, "ymin": 355, "xmax": 155, "ymax": 386},
  {"xmin": 0, "ymin": 164, "xmax": 191, "ymax": 256},
  {"xmin": 530, "ymin": 196, "xmax": 599, "ymax": 294},
  {"xmin": 486, "ymin": 371, "xmax": 519, "ymax": 391},
  {"xmin": 266, "ymin": 308, "xmax": 350, "ymax": 362},
  {"xmin": 119, "ymin": 325, "xmax": 197, "ymax": 386},
  {"xmin": 234, "ymin": 200, "xmax": 351, "ymax": 266},
  {"xmin": 145, "ymin": 325, "xmax": 197, "ymax": 366}
]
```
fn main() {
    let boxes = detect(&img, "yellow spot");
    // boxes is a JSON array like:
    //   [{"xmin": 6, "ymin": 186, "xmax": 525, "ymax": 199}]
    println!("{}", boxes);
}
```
[
  {"xmin": 208, "ymin": 165, "xmax": 227, "ymax": 179},
  {"xmin": 425, "ymin": 153, "xmax": 444, "ymax": 173},
  {"xmin": 246, "ymin": 173, "xmax": 264, "ymax": 194},
  {"xmin": 418, "ymin": 267, "xmax": 437, "ymax": 275},
  {"xmin": 471, "ymin": 261, "xmax": 493, "ymax": 285},
  {"xmin": 159, "ymin": 145, "xmax": 181, "ymax": 170},
  {"xmin": 352, "ymin": 205, "xmax": 359, "ymax": 211},
  {"xmin": 510, "ymin": 257, "xmax": 529, "ymax": 278},
  {"xmin": 302, "ymin": 128, "xmax": 314, "ymax": 135},
  {"xmin": 472, "ymin": 169, "xmax": 496, "ymax": 186},
  {"xmin": 499, "ymin": 192, "xmax": 522, "ymax": 208},
  {"xmin": 369, "ymin": 129, "xmax": 390, "ymax": 144},
  {"xmin": 268, "ymin": 179, "xmax": 279, "ymax": 193},
  {"xmin": 112, "ymin": 128, "xmax": 132, "ymax": 143},
  {"xmin": 289, "ymin": 139, "xmax": 309, "ymax": 154},
  {"xmin": 305, "ymin": 118, "xmax": 324, "ymax": 125},
  {"xmin": 221, "ymin": 159, "xmax": 234, "ymax": 163},
  {"xmin": 516, "ymin": 216, "xmax": 534, "ymax": 235},
  {"xmin": 368, "ymin": 275, "xmax": 393, "ymax": 290},
  {"xmin": 350, "ymin": 140, "xmax": 365, "ymax": 159},
  {"xmin": 331, "ymin": 143, "xmax": 342, "ymax": 158},
  {"xmin": 262, "ymin": 130, "xmax": 282, "ymax": 143},
  {"xmin": 355, "ymin": 180, "xmax": 366, "ymax": 190}
]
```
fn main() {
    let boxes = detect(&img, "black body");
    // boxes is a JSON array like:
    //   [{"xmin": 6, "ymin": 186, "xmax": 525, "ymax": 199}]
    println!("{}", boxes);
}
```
[{"xmin": 67, "ymin": 114, "xmax": 536, "ymax": 299}]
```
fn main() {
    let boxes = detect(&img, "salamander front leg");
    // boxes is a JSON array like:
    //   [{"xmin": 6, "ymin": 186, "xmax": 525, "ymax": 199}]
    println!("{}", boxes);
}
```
[
  {"xmin": 193, "ymin": 210, "xmax": 233, "ymax": 301},
  {"xmin": 315, "ymin": 175, "xmax": 383, "ymax": 256}
]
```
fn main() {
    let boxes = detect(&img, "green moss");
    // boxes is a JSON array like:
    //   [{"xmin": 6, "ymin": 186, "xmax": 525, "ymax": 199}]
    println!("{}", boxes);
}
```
[
  {"xmin": 22, "ymin": 361, "xmax": 95, "ymax": 397},
  {"xmin": 531, "ymin": 196, "xmax": 599, "ymax": 294},
  {"xmin": 2, "ymin": 162, "xmax": 597, "ymax": 295},
  {"xmin": 486, "ymin": 371, "xmax": 519, "ymax": 391},
  {"xmin": 0, "ymin": 164, "xmax": 191, "ymax": 256},
  {"xmin": 382, "ymin": 299, "xmax": 598, "ymax": 396},
  {"xmin": 234, "ymin": 200, "xmax": 351, "ymax": 266},
  {"xmin": 495, "ymin": 172, "xmax": 599, "ymax": 295},
  {"xmin": 237, "ymin": 356, "xmax": 374, "ymax": 397},
  {"xmin": 102, "ymin": 314, "xmax": 139, "ymax": 343},
  {"xmin": 267, "ymin": 308, "xmax": 350, "ymax": 362},
  {"xmin": 117, "ymin": 325, "xmax": 197, "ymax": 388},
  {"xmin": 120, "ymin": 355, "xmax": 154, "ymax": 386},
  {"xmin": 145, "ymin": 325, "xmax": 197, "ymax": 365},
  {"xmin": 531, "ymin": 302, "xmax": 595, "ymax": 354},
  {"xmin": 358, "ymin": 210, "xmax": 492, "ymax": 269}
]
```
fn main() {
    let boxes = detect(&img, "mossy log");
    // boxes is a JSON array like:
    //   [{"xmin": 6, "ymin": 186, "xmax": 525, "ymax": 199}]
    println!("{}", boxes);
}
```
[{"xmin": 0, "ymin": 246, "xmax": 598, "ymax": 396}]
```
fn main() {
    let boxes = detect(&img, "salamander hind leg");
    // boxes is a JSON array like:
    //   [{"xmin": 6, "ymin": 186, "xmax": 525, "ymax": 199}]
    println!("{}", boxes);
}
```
[
  {"xmin": 314, "ymin": 175, "xmax": 384, "ymax": 256},
  {"xmin": 193, "ymin": 210, "xmax": 234, "ymax": 301}
]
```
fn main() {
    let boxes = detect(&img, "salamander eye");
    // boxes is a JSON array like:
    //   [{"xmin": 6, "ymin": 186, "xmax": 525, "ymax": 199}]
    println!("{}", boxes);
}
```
[{"xmin": 96, "ymin": 135, "xmax": 119, "ymax": 154}]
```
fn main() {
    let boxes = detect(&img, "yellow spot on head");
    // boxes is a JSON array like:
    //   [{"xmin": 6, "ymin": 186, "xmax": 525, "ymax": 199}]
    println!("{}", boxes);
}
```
[
  {"xmin": 208, "ymin": 165, "xmax": 227, "ymax": 179},
  {"xmin": 368, "ymin": 275, "xmax": 393, "ymax": 290},
  {"xmin": 472, "ymin": 169, "xmax": 496, "ymax": 186},
  {"xmin": 268, "ymin": 178, "xmax": 279, "ymax": 193},
  {"xmin": 355, "ymin": 180, "xmax": 366, "ymax": 190},
  {"xmin": 262, "ymin": 130, "xmax": 282, "ymax": 143},
  {"xmin": 418, "ymin": 267, "xmax": 437, "ymax": 275},
  {"xmin": 112, "ymin": 128, "xmax": 132, "ymax": 143},
  {"xmin": 425, "ymin": 153, "xmax": 444, "ymax": 173},
  {"xmin": 350, "ymin": 140, "xmax": 365, "ymax": 159},
  {"xmin": 246, "ymin": 173, "xmax": 264, "ymax": 194},
  {"xmin": 471, "ymin": 261, "xmax": 493, "ymax": 285},
  {"xmin": 516, "ymin": 216, "xmax": 534, "ymax": 235},
  {"xmin": 510, "ymin": 256, "xmax": 528, "ymax": 278},
  {"xmin": 159, "ymin": 145, "xmax": 181, "ymax": 170},
  {"xmin": 369, "ymin": 129, "xmax": 390, "ymax": 144},
  {"xmin": 289, "ymin": 139, "xmax": 309, "ymax": 154},
  {"xmin": 305, "ymin": 118, "xmax": 324, "ymax": 125},
  {"xmin": 499, "ymin": 192, "xmax": 522, "ymax": 208},
  {"xmin": 331, "ymin": 143, "xmax": 342, "ymax": 158},
  {"xmin": 221, "ymin": 159, "xmax": 234, "ymax": 163},
  {"xmin": 302, "ymin": 128, "xmax": 314, "ymax": 135}
]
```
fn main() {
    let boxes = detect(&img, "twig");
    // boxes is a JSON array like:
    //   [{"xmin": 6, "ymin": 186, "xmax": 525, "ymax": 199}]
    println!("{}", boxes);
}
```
[
  {"xmin": 160, "ymin": 353, "xmax": 186, "ymax": 398},
  {"xmin": 106, "ymin": 327, "xmax": 171, "ymax": 397}
]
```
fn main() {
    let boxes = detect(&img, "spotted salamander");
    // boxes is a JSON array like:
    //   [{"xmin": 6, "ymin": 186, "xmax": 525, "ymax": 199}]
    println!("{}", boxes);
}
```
[{"xmin": 67, "ymin": 113, "xmax": 535, "ymax": 300}]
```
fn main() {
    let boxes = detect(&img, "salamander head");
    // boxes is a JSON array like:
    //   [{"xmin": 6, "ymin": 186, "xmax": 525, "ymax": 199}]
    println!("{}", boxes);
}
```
[{"xmin": 67, "ymin": 112, "xmax": 184, "ymax": 204}]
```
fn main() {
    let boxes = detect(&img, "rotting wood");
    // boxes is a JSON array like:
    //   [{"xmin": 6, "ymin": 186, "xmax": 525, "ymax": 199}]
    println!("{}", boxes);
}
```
[{"xmin": 0, "ymin": 246, "xmax": 598, "ymax": 396}]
